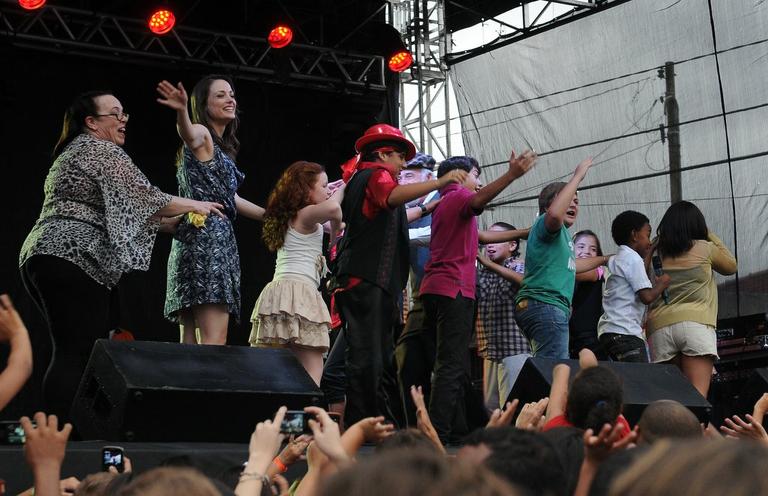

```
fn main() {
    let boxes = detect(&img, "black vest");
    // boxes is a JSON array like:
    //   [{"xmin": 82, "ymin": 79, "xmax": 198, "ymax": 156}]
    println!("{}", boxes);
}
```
[{"xmin": 334, "ymin": 166, "xmax": 410, "ymax": 297}]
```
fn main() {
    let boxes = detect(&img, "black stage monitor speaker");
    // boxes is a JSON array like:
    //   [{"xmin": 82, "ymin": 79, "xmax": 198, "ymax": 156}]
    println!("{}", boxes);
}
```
[
  {"xmin": 71, "ymin": 340, "xmax": 323, "ymax": 442},
  {"xmin": 507, "ymin": 357, "xmax": 711, "ymax": 425}
]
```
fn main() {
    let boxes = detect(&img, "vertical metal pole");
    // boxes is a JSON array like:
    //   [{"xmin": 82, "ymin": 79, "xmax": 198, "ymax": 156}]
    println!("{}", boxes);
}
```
[{"xmin": 665, "ymin": 61, "xmax": 682, "ymax": 204}]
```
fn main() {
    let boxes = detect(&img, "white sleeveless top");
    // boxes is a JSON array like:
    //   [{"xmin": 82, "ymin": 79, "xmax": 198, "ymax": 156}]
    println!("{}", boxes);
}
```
[{"xmin": 274, "ymin": 224, "xmax": 327, "ymax": 286}]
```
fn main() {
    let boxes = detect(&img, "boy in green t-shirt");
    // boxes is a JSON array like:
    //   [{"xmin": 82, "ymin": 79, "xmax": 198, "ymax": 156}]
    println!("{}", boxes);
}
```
[{"xmin": 515, "ymin": 157, "xmax": 609, "ymax": 358}]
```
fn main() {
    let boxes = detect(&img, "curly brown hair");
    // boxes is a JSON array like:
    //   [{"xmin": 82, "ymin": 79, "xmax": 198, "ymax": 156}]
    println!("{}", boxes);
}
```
[{"xmin": 262, "ymin": 161, "xmax": 325, "ymax": 251}]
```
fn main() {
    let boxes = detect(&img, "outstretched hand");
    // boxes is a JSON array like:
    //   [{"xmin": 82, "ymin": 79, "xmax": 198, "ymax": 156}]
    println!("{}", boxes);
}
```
[
  {"xmin": 508, "ymin": 149, "xmax": 537, "ymax": 179},
  {"xmin": 487, "ymin": 400, "xmax": 520, "ymax": 428},
  {"xmin": 156, "ymin": 80, "xmax": 188, "ymax": 112},
  {"xmin": 583, "ymin": 422, "xmax": 637, "ymax": 464},
  {"xmin": 437, "ymin": 169, "xmax": 468, "ymax": 188},
  {"xmin": 0, "ymin": 294, "xmax": 28, "ymax": 343},
  {"xmin": 305, "ymin": 406, "xmax": 349, "ymax": 465},
  {"xmin": 574, "ymin": 157, "xmax": 594, "ymax": 178},
  {"xmin": 515, "ymin": 397, "xmax": 549, "ymax": 432},
  {"xmin": 720, "ymin": 414, "xmax": 768, "ymax": 444},
  {"xmin": 192, "ymin": 200, "xmax": 226, "ymax": 219},
  {"xmin": 246, "ymin": 406, "xmax": 286, "ymax": 471},
  {"xmin": 21, "ymin": 412, "xmax": 72, "ymax": 471}
]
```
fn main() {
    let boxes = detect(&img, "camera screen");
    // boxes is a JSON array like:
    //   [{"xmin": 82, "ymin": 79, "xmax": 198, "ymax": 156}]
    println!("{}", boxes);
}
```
[
  {"xmin": 280, "ymin": 411, "xmax": 306, "ymax": 434},
  {"xmin": 103, "ymin": 451, "xmax": 123, "ymax": 466},
  {"xmin": 1, "ymin": 422, "xmax": 25, "ymax": 445}
]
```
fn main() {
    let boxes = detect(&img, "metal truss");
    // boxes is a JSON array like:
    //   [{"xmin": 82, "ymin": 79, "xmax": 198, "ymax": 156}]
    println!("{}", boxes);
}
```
[
  {"xmin": 0, "ymin": 1, "xmax": 386, "ymax": 94},
  {"xmin": 390, "ymin": 0, "xmax": 454, "ymax": 160},
  {"xmin": 446, "ymin": 0, "xmax": 628, "ymax": 65}
]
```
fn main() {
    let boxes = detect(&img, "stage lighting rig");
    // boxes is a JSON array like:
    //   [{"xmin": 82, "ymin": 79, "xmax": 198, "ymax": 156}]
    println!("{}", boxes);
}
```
[
  {"xmin": 268, "ymin": 24, "xmax": 294, "ymax": 49},
  {"xmin": 148, "ymin": 8, "xmax": 176, "ymax": 35},
  {"xmin": 18, "ymin": 0, "xmax": 45, "ymax": 10}
]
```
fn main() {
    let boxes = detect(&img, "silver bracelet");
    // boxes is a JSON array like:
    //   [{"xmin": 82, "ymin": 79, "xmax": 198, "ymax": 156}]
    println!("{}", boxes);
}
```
[{"xmin": 239, "ymin": 470, "xmax": 270, "ymax": 487}]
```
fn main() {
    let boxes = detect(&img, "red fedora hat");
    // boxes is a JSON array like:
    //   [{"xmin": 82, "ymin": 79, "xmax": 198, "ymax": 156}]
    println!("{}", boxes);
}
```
[{"xmin": 354, "ymin": 123, "xmax": 416, "ymax": 160}]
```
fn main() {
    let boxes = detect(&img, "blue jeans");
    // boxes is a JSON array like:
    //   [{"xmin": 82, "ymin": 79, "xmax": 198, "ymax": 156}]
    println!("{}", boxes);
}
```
[{"xmin": 515, "ymin": 299, "xmax": 570, "ymax": 359}]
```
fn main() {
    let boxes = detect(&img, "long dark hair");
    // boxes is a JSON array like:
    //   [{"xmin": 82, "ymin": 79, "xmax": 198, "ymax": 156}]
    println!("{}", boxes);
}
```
[
  {"xmin": 656, "ymin": 201, "xmax": 709, "ymax": 258},
  {"xmin": 53, "ymin": 90, "xmax": 113, "ymax": 159},
  {"xmin": 189, "ymin": 74, "xmax": 240, "ymax": 159},
  {"xmin": 262, "ymin": 161, "xmax": 325, "ymax": 251}
]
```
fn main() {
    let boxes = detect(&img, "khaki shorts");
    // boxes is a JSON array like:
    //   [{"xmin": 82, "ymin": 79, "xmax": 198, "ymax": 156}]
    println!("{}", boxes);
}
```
[{"xmin": 648, "ymin": 321, "xmax": 718, "ymax": 362}]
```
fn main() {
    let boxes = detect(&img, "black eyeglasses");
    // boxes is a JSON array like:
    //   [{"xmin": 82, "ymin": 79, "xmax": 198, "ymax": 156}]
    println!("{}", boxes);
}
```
[{"xmin": 94, "ymin": 111, "xmax": 129, "ymax": 121}]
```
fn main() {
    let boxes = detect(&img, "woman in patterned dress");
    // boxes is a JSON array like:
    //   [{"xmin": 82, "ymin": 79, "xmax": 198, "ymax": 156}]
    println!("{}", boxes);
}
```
[
  {"xmin": 19, "ymin": 91, "xmax": 225, "ymax": 420},
  {"xmin": 157, "ymin": 76, "xmax": 265, "ymax": 345}
]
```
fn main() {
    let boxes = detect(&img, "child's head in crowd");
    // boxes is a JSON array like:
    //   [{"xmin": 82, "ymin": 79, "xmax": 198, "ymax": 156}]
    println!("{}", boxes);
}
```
[
  {"xmin": 437, "ymin": 156, "xmax": 482, "ymax": 192},
  {"xmin": 485, "ymin": 222, "xmax": 521, "ymax": 264},
  {"xmin": 566, "ymin": 366, "xmax": 623, "ymax": 432},
  {"xmin": 611, "ymin": 210, "xmax": 652, "ymax": 258},
  {"xmin": 573, "ymin": 229, "xmax": 603, "ymax": 258}
]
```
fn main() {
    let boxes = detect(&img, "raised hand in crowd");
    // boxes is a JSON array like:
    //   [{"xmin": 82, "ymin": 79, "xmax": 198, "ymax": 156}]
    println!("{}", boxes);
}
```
[
  {"xmin": 720, "ymin": 414, "xmax": 768, "ymax": 444},
  {"xmin": 507, "ymin": 149, "xmax": 538, "ymax": 179},
  {"xmin": 574, "ymin": 422, "xmax": 637, "ymax": 496},
  {"xmin": 236, "ymin": 406, "xmax": 286, "ymax": 496},
  {"xmin": 21, "ymin": 412, "xmax": 73, "ymax": 496},
  {"xmin": 0, "ymin": 294, "xmax": 33, "ymax": 412},
  {"xmin": 305, "ymin": 406, "xmax": 351, "ymax": 466},
  {"xmin": 486, "ymin": 399, "xmax": 519, "ymax": 428},
  {"xmin": 752, "ymin": 393, "xmax": 768, "ymax": 425},
  {"xmin": 515, "ymin": 398, "xmax": 549, "ymax": 432},
  {"xmin": 410, "ymin": 385, "xmax": 446, "ymax": 454},
  {"xmin": 267, "ymin": 434, "xmax": 312, "ymax": 478}
]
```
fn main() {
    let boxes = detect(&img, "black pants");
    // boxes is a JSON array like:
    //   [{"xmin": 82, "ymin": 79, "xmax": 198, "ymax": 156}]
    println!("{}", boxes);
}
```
[
  {"xmin": 423, "ymin": 293, "xmax": 474, "ymax": 443},
  {"xmin": 395, "ymin": 295, "xmax": 436, "ymax": 427},
  {"xmin": 599, "ymin": 333, "xmax": 650, "ymax": 363},
  {"xmin": 21, "ymin": 255, "xmax": 114, "ymax": 421},
  {"xmin": 336, "ymin": 281, "xmax": 399, "ymax": 427},
  {"xmin": 569, "ymin": 329, "xmax": 609, "ymax": 360},
  {"xmin": 320, "ymin": 326, "xmax": 347, "ymax": 406}
]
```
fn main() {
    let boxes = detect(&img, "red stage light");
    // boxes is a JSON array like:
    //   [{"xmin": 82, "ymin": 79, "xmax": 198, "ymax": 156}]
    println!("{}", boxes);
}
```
[
  {"xmin": 19, "ymin": 0, "xmax": 46, "ymax": 10},
  {"xmin": 388, "ymin": 50, "xmax": 413, "ymax": 73},
  {"xmin": 268, "ymin": 25, "xmax": 293, "ymax": 49},
  {"xmin": 148, "ymin": 9, "xmax": 176, "ymax": 35}
]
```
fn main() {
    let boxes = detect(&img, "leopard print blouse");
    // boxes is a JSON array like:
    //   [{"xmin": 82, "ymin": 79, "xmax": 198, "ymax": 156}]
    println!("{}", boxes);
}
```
[{"xmin": 19, "ymin": 133, "xmax": 172, "ymax": 288}]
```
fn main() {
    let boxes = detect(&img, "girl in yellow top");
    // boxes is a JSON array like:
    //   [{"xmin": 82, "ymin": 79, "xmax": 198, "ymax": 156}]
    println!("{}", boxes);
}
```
[{"xmin": 647, "ymin": 201, "xmax": 737, "ymax": 398}]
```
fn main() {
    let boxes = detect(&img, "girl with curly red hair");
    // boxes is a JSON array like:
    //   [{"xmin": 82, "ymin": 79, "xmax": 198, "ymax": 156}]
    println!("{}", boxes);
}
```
[{"xmin": 249, "ymin": 161, "xmax": 344, "ymax": 384}]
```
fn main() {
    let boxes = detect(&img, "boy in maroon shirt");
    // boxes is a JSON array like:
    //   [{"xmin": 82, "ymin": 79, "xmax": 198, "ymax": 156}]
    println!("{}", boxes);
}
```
[{"xmin": 420, "ymin": 151, "xmax": 536, "ymax": 442}]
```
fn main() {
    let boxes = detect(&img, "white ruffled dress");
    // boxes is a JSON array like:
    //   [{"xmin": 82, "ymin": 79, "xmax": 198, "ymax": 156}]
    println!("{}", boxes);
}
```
[{"xmin": 249, "ymin": 225, "xmax": 331, "ymax": 350}]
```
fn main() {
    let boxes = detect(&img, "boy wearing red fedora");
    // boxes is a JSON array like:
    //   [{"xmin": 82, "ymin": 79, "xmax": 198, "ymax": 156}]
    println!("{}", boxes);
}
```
[{"xmin": 332, "ymin": 124, "xmax": 466, "ymax": 426}]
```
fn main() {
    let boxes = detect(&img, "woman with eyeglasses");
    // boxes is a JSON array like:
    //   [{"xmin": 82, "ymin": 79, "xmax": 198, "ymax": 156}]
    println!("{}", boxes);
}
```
[
  {"xmin": 157, "ymin": 75, "xmax": 265, "ymax": 345},
  {"xmin": 19, "ymin": 90, "xmax": 225, "ymax": 421}
]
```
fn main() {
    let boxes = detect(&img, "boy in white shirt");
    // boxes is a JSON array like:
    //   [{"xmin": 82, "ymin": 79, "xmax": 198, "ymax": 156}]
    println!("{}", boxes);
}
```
[{"xmin": 598, "ymin": 211, "xmax": 670, "ymax": 362}]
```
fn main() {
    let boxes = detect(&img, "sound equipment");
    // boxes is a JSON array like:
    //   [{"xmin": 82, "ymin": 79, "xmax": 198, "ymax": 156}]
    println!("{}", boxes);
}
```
[
  {"xmin": 71, "ymin": 340, "xmax": 323, "ymax": 442},
  {"xmin": 506, "ymin": 357, "xmax": 711, "ymax": 425},
  {"xmin": 716, "ymin": 313, "xmax": 768, "ymax": 359}
]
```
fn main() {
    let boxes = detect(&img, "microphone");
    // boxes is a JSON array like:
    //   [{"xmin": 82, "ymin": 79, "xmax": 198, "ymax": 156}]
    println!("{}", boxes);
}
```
[{"xmin": 652, "ymin": 255, "xmax": 669, "ymax": 304}]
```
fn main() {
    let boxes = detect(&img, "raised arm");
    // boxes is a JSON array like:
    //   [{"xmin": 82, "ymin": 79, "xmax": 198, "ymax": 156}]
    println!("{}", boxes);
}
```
[
  {"xmin": 0, "ymin": 294, "xmax": 33, "ymax": 411},
  {"xmin": 575, "ymin": 255, "xmax": 610, "ymax": 274},
  {"xmin": 545, "ymin": 363, "xmax": 571, "ymax": 424},
  {"xmin": 297, "ymin": 182, "xmax": 345, "ymax": 233},
  {"xmin": 544, "ymin": 157, "xmax": 592, "ymax": 233},
  {"xmin": 156, "ymin": 80, "xmax": 213, "ymax": 160},
  {"xmin": 470, "ymin": 149, "xmax": 537, "ymax": 210},
  {"xmin": 478, "ymin": 227, "xmax": 529, "ymax": 245},
  {"xmin": 636, "ymin": 274, "xmax": 670, "ymax": 305},
  {"xmin": 386, "ymin": 170, "xmax": 467, "ymax": 207},
  {"xmin": 707, "ymin": 232, "xmax": 738, "ymax": 275},
  {"xmin": 477, "ymin": 255, "xmax": 524, "ymax": 285},
  {"xmin": 235, "ymin": 194, "xmax": 265, "ymax": 222}
]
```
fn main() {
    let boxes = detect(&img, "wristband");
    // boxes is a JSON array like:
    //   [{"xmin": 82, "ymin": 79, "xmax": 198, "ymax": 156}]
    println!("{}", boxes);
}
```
[
  {"xmin": 417, "ymin": 203, "xmax": 427, "ymax": 214},
  {"xmin": 272, "ymin": 456, "xmax": 288, "ymax": 473},
  {"xmin": 239, "ymin": 471, "xmax": 270, "ymax": 487}
]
